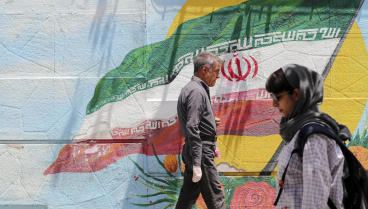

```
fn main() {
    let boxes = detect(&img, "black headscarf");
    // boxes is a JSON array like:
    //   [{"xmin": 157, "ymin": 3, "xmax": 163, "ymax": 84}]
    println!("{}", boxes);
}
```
[{"xmin": 279, "ymin": 64, "xmax": 351, "ymax": 143}]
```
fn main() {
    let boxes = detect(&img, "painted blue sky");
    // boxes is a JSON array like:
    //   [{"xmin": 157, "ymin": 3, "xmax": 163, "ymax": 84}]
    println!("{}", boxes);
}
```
[{"xmin": 0, "ymin": 0, "xmax": 186, "ymax": 140}]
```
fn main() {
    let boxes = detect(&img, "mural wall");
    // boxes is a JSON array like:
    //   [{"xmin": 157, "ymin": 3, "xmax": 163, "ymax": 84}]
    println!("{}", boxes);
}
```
[{"xmin": 1, "ymin": 0, "xmax": 368, "ymax": 208}]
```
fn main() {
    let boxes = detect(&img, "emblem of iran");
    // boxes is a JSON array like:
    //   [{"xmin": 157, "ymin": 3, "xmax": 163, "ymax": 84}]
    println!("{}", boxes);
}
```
[{"xmin": 221, "ymin": 53, "xmax": 258, "ymax": 82}]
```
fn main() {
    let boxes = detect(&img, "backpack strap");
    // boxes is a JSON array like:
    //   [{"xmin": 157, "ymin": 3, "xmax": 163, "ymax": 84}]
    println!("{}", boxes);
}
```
[
  {"xmin": 273, "ymin": 148, "xmax": 299, "ymax": 206},
  {"xmin": 297, "ymin": 123, "xmax": 344, "ymax": 160},
  {"xmin": 328, "ymin": 198, "xmax": 337, "ymax": 209},
  {"xmin": 274, "ymin": 123, "xmax": 343, "ymax": 208},
  {"xmin": 299, "ymin": 124, "xmax": 345, "ymax": 209}
]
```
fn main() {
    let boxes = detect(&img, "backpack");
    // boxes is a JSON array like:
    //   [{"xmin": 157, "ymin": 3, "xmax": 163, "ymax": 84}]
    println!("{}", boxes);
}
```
[{"xmin": 274, "ymin": 123, "xmax": 368, "ymax": 209}]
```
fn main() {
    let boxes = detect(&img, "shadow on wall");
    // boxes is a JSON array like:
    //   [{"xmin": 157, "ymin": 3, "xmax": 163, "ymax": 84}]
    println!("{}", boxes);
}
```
[
  {"xmin": 44, "ymin": 0, "xmax": 366, "ymax": 208},
  {"xmin": 89, "ymin": 0, "xmax": 119, "ymax": 75},
  {"xmin": 65, "ymin": 0, "xmax": 363, "ymax": 174}
]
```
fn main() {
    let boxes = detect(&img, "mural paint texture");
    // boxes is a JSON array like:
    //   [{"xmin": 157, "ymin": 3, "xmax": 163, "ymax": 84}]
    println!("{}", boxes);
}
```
[{"xmin": 1, "ymin": 0, "xmax": 368, "ymax": 208}]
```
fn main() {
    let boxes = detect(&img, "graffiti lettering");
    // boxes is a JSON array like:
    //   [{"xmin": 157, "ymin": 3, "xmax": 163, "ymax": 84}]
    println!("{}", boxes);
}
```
[
  {"xmin": 229, "ymin": 37, "xmax": 253, "ymax": 52},
  {"xmin": 161, "ymin": 117, "xmax": 177, "ymax": 128},
  {"xmin": 132, "ymin": 126, "xmax": 144, "ymax": 134},
  {"xmin": 195, "ymin": 48, "xmax": 205, "ymax": 57},
  {"xmin": 320, "ymin": 28, "xmax": 340, "ymax": 38},
  {"xmin": 256, "ymin": 89, "xmax": 270, "ymax": 99},
  {"xmin": 213, "ymin": 89, "xmax": 270, "ymax": 104},
  {"xmin": 282, "ymin": 31, "xmax": 296, "ymax": 41},
  {"xmin": 145, "ymin": 120, "xmax": 157, "ymax": 130},
  {"xmin": 207, "ymin": 40, "xmax": 237, "ymax": 54},
  {"xmin": 148, "ymin": 77, "xmax": 161, "ymax": 88},
  {"xmin": 213, "ymin": 96, "xmax": 232, "ymax": 103},
  {"xmin": 296, "ymin": 29, "xmax": 318, "ymax": 41},
  {"xmin": 255, "ymin": 32, "xmax": 282, "ymax": 47},
  {"xmin": 148, "ymin": 75, "xmax": 168, "ymax": 87},
  {"xmin": 111, "ymin": 117, "xmax": 179, "ymax": 138},
  {"xmin": 173, "ymin": 53, "xmax": 193, "ymax": 74},
  {"xmin": 137, "ymin": 83, "xmax": 147, "ymax": 90}
]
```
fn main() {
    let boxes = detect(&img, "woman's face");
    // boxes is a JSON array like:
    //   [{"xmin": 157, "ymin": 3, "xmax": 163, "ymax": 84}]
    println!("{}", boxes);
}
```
[{"xmin": 272, "ymin": 89, "xmax": 299, "ymax": 118}]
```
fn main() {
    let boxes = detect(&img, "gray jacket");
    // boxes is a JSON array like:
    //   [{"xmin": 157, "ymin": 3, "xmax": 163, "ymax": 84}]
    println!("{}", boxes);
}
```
[{"xmin": 177, "ymin": 76, "xmax": 217, "ymax": 166}]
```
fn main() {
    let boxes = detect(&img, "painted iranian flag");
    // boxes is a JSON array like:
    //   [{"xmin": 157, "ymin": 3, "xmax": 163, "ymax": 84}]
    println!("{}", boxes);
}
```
[{"xmin": 45, "ymin": 0, "xmax": 363, "ymax": 174}]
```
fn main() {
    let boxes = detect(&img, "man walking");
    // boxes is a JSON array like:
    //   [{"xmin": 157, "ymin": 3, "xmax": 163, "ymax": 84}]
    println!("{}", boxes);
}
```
[{"xmin": 175, "ymin": 52, "xmax": 225, "ymax": 209}]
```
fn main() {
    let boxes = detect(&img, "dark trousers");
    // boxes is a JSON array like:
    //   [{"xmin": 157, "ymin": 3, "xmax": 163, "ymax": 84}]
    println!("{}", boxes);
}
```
[{"xmin": 175, "ymin": 141, "xmax": 225, "ymax": 209}]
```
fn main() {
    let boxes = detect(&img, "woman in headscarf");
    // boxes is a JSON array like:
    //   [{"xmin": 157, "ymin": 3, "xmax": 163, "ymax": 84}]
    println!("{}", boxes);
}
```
[{"xmin": 265, "ymin": 64, "xmax": 351, "ymax": 209}]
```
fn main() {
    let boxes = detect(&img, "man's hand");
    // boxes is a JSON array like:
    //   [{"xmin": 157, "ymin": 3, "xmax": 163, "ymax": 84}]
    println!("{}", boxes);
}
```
[
  {"xmin": 192, "ymin": 166, "xmax": 202, "ymax": 182},
  {"xmin": 215, "ymin": 117, "xmax": 220, "ymax": 127}
]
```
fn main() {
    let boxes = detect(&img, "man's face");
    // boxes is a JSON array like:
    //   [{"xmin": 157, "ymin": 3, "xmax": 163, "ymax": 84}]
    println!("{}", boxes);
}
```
[{"xmin": 203, "ymin": 61, "xmax": 221, "ymax": 87}]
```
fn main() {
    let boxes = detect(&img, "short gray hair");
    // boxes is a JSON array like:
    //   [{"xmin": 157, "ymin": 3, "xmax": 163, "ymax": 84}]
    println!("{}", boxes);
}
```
[{"xmin": 193, "ymin": 51, "xmax": 223, "ymax": 74}]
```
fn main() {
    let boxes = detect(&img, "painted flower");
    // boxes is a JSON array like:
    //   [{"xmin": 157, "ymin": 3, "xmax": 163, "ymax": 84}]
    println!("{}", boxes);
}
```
[
  {"xmin": 349, "ymin": 145, "xmax": 368, "ymax": 170},
  {"xmin": 181, "ymin": 162, "xmax": 185, "ymax": 173},
  {"xmin": 164, "ymin": 154, "xmax": 178, "ymax": 173},
  {"xmin": 195, "ymin": 182, "xmax": 225, "ymax": 209},
  {"xmin": 230, "ymin": 181, "xmax": 276, "ymax": 209}
]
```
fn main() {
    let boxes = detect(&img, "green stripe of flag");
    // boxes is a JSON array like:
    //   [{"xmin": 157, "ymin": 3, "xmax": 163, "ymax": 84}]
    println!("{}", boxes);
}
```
[{"xmin": 86, "ymin": 0, "xmax": 361, "ymax": 115}]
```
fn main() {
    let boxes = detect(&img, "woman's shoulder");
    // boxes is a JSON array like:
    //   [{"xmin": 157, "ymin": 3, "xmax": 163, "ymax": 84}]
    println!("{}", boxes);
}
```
[
  {"xmin": 304, "ymin": 131, "xmax": 344, "ymax": 162},
  {"xmin": 298, "ymin": 122, "xmax": 335, "ymax": 142},
  {"xmin": 291, "ymin": 123, "xmax": 341, "ymax": 152},
  {"xmin": 306, "ymin": 132, "xmax": 332, "ymax": 145}
]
